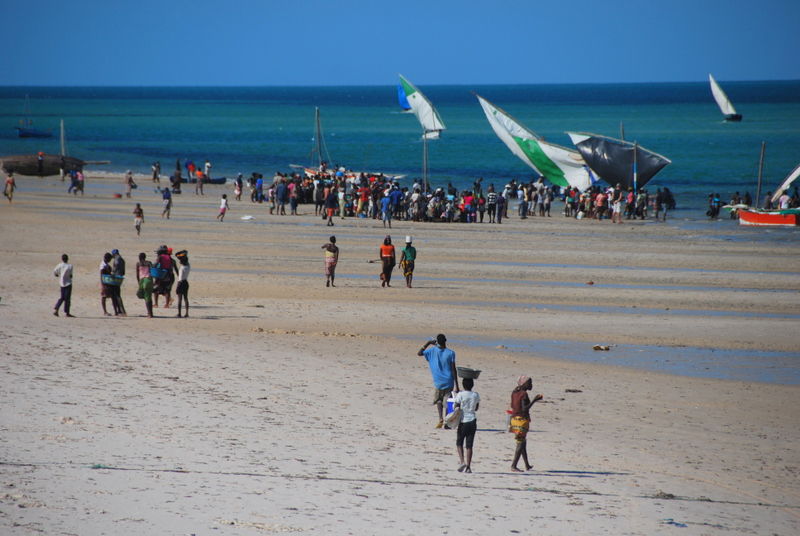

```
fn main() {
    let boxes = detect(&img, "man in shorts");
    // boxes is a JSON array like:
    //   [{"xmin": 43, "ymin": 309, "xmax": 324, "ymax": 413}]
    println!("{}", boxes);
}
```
[{"xmin": 418, "ymin": 334, "xmax": 459, "ymax": 428}]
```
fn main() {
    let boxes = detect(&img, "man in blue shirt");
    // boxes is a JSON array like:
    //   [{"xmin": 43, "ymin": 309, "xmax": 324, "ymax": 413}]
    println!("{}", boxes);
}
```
[
  {"xmin": 418, "ymin": 334, "xmax": 459, "ymax": 428},
  {"xmin": 381, "ymin": 195, "xmax": 392, "ymax": 228}
]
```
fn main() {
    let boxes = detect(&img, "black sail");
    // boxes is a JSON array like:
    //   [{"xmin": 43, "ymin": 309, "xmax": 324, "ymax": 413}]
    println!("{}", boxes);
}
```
[{"xmin": 567, "ymin": 132, "xmax": 671, "ymax": 190}]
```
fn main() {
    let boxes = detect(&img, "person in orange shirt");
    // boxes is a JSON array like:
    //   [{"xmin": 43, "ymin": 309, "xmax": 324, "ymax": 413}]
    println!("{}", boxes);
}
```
[
  {"xmin": 379, "ymin": 235, "xmax": 396, "ymax": 287},
  {"xmin": 195, "ymin": 168, "xmax": 205, "ymax": 196}
]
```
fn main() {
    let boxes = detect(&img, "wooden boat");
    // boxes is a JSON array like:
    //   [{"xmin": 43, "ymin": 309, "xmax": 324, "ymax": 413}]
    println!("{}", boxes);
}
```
[
  {"xmin": 0, "ymin": 153, "xmax": 86, "ymax": 176},
  {"xmin": 2, "ymin": 121, "xmax": 108, "ymax": 176},
  {"xmin": 15, "ymin": 95, "xmax": 53, "ymax": 138},
  {"xmin": 738, "ymin": 209, "xmax": 799, "ymax": 227},
  {"xmin": 738, "ymin": 162, "xmax": 800, "ymax": 227},
  {"xmin": 180, "ymin": 176, "xmax": 228, "ymax": 185}
]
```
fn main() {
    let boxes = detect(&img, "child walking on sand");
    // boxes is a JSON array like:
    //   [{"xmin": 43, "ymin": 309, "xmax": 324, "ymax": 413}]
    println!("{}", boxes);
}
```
[
  {"xmin": 133, "ymin": 203, "xmax": 144, "ymax": 235},
  {"xmin": 217, "ymin": 194, "xmax": 229, "ymax": 221},
  {"xmin": 509, "ymin": 376, "xmax": 543, "ymax": 472},
  {"xmin": 454, "ymin": 377, "xmax": 480, "ymax": 473}
]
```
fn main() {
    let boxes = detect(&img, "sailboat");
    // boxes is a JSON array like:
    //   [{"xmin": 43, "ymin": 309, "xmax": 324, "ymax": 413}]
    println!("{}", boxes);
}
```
[
  {"xmin": 476, "ymin": 94, "xmax": 595, "ymax": 191},
  {"xmin": 1, "ymin": 119, "xmax": 109, "ymax": 176},
  {"xmin": 709, "ymin": 74, "xmax": 742, "ymax": 122},
  {"xmin": 292, "ymin": 108, "xmax": 400, "ymax": 181},
  {"xmin": 15, "ymin": 94, "xmax": 53, "ymax": 138},
  {"xmin": 398, "ymin": 74, "xmax": 446, "ymax": 192},
  {"xmin": 738, "ymin": 161, "xmax": 800, "ymax": 227},
  {"xmin": 567, "ymin": 132, "xmax": 671, "ymax": 191}
]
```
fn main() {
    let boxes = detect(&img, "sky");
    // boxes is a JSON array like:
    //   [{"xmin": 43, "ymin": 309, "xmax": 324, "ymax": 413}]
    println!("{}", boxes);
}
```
[{"xmin": 2, "ymin": 0, "xmax": 799, "ymax": 86}]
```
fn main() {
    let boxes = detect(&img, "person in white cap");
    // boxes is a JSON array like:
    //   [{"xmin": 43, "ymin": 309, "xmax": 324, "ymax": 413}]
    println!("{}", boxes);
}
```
[{"xmin": 399, "ymin": 236, "xmax": 416, "ymax": 288}]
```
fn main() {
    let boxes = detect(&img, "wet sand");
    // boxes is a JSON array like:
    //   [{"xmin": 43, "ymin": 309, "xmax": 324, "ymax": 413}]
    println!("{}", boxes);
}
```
[{"xmin": 1, "ymin": 173, "xmax": 799, "ymax": 535}]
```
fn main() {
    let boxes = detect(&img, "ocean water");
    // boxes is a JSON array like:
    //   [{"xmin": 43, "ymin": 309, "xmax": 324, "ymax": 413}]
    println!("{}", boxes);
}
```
[{"xmin": 1, "ymin": 82, "xmax": 800, "ymax": 219}]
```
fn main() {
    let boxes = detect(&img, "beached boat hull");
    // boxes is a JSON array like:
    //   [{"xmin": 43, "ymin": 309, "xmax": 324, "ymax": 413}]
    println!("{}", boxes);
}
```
[
  {"xmin": 180, "ymin": 177, "xmax": 227, "ymax": 185},
  {"xmin": 16, "ymin": 127, "xmax": 53, "ymax": 138},
  {"xmin": 738, "ymin": 209, "xmax": 799, "ymax": 227},
  {"xmin": 0, "ymin": 153, "xmax": 85, "ymax": 176}
]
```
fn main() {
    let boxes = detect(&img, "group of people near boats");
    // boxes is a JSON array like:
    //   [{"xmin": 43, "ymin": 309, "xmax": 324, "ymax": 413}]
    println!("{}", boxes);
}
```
[{"xmin": 218, "ymin": 164, "xmax": 680, "ymax": 225}]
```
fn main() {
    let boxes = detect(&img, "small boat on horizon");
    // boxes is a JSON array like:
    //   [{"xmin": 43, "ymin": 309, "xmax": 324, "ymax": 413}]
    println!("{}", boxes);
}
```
[
  {"xmin": 709, "ymin": 74, "xmax": 742, "ymax": 122},
  {"xmin": 15, "ymin": 94, "xmax": 53, "ymax": 138}
]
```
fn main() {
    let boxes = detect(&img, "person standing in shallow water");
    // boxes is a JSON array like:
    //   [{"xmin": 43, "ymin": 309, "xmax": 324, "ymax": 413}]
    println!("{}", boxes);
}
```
[
  {"xmin": 379, "ymin": 235, "xmax": 395, "ymax": 287},
  {"xmin": 509, "ymin": 376, "xmax": 543, "ymax": 472},
  {"xmin": 399, "ymin": 236, "xmax": 416, "ymax": 288},
  {"xmin": 322, "ymin": 236, "xmax": 339, "ymax": 287}
]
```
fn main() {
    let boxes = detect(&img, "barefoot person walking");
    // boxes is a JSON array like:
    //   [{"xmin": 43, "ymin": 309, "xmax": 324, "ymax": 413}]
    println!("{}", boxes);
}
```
[
  {"xmin": 454, "ymin": 377, "xmax": 480, "ymax": 473},
  {"xmin": 379, "ymin": 235, "xmax": 396, "ymax": 287},
  {"xmin": 135, "ymin": 253, "xmax": 154, "ymax": 318},
  {"xmin": 399, "ymin": 236, "xmax": 416, "ymax": 288},
  {"xmin": 133, "ymin": 203, "xmax": 144, "ymax": 235},
  {"xmin": 509, "ymin": 376, "xmax": 543, "ymax": 472},
  {"xmin": 418, "ymin": 334, "xmax": 459, "ymax": 429},
  {"xmin": 53, "ymin": 254, "xmax": 74, "ymax": 317},
  {"xmin": 175, "ymin": 250, "xmax": 190, "ymax": 317},
  {"xmin": 321, "ymin": 236, "xmax": 339, "ymax": 287}
]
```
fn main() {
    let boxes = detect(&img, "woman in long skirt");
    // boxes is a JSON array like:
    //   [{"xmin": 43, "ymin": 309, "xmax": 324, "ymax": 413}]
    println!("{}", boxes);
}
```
[
  {"xmin": 322, "ymin": 236, "xmax": 339, "ymax": 287},
  {"xmin": 379, "ymin": 235, "xmax": 395, "ymax": 287}
]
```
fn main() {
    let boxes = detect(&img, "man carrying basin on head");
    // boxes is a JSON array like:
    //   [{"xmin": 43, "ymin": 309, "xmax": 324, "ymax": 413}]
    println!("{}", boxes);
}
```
[{"xmin": 418, "ymin": 334, "xmax": 459, "ymax": 429}]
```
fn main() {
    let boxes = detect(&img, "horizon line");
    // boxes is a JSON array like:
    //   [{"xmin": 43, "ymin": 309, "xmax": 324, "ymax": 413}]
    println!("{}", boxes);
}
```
[{"xmin": 1, "ymin": 78, "xmax": 799, "ymax": 90}]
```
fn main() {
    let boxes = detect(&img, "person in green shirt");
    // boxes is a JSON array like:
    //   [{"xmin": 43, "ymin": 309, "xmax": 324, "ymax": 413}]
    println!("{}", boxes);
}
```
[{"xmin": 400, "ymin": 236, "xmax": 417, "ymax": 288}]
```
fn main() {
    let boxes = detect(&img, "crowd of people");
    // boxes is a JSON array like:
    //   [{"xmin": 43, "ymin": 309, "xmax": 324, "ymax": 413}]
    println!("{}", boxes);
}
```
[{"xmin": 214, "ymin": 165, "xmax": 683, "ymax": 225}]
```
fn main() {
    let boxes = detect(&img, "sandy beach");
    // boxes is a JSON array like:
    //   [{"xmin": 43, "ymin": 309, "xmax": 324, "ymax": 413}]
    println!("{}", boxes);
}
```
[{"xmin": 1, "ymin": 173, "xmax": 799, "ymax": 535}]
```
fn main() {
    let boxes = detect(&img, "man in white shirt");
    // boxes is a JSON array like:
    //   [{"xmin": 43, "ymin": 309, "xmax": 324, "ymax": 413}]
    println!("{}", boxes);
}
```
[
  {"xmin": 778, "ymin": 190, "xmax": 791, "ymax": 210},
  {"xmin": 454, "ymin": 377, "xmax": 480, "ymax": 473},
  {"xmin": 53, "ymin": 254, "xmax": 74, "ymax": 317}
]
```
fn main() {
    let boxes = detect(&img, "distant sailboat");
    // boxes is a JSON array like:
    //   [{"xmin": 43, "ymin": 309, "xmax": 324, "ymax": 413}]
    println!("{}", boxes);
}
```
[
  {"xmin": 476, "ymin": 94, "xmax": 595, "ymax": 191},
  {"xmin": 567, "ymin": 132, "xmax": 671, "ymax": 191},
  {"xmin": 398, "ymin": 74, "xmax": 446, "ymax": 191},
  {"xmin": 709, "ymin": 74, "xmax": 742, "ymax": 122},
  {"xmin": 15, "ymin": 94, "xmax": 53, "ymax": 138}
]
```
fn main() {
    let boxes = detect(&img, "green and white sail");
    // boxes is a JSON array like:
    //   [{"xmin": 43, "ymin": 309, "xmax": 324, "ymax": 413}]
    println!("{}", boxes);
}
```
[
  {"xmin": 399, "ymin": 74, "xmax": 446, "ymax": 139},
  {"xmin": 476, "ymin": 94, "xmax": 594, "ymax": 190}
]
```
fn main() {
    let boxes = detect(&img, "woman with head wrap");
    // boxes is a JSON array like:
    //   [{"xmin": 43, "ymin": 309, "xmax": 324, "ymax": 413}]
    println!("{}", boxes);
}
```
[
  {"xmin": 509, "ymin": 376, "xmax": 543, "ymax": 472},
  {"xmin": 321, "ymin": 236, "xmax": 339, "ymax": 287}
]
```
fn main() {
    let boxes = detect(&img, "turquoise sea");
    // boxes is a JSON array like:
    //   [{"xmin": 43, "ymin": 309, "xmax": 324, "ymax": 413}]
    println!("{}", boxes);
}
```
[{"xmin": 2, "ymin": 82, "xmax": 800, "ymax": 219}]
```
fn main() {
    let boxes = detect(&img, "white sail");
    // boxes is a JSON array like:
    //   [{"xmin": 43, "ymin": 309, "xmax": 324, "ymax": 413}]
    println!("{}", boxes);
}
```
[
  {"xmin": 771, "ymin": 163, "xmax": 800, "ymax": 204},
  {"xmin": 709, "ymin": 74, "xmax": 738, "ymax": 116},
  {"xmin": 477, "ymin": 95, "xmax": 593, "ymax": 190},
  {"xmin": 398, "ymin": 74, "xmax": 446, "ymax": 136}
]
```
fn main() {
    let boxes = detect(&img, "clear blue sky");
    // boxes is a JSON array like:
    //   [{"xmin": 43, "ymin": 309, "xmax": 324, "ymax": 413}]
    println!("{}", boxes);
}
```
[{"xmin": 2, "ymin": 0, "xmax": 798, "ymax": 86}]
